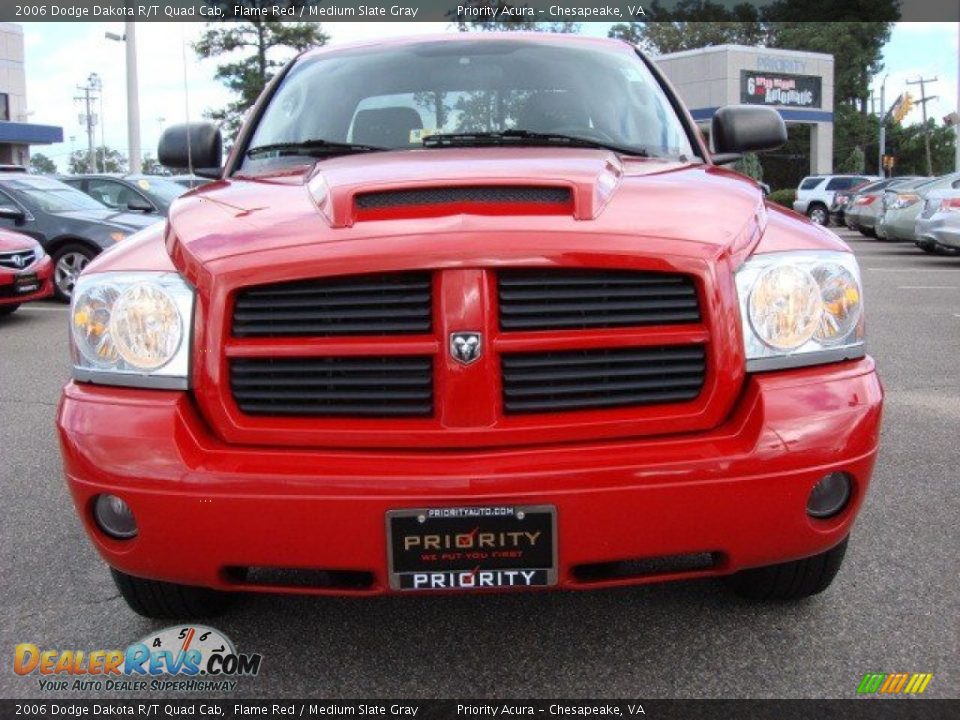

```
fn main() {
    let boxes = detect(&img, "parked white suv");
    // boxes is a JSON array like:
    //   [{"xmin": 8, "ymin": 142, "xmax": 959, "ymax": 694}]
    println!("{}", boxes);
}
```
[{"xmin": 793, "ymin": 174, "xmax": 877, "ymax": 225}]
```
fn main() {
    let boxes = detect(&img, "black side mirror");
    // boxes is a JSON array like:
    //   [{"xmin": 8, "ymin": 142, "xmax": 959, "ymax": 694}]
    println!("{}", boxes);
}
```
[
  {"xmin": 0, "ymin": 205, "xmax": 25, "ymax": 224},
  {"xmin": 126, "ymin": 197, "xmax": 155, "ymax": 213},
  {"xmin": 711, "ymin": 106, "xmax": 787, "ymax": 164},
  {"xmin": 158, "ymin": 122, "xmax": 222, "ymax": 179}
]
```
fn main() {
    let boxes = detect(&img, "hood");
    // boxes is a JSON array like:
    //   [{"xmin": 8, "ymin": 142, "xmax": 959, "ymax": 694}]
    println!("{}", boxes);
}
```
[
  {"xmin": 0, "ymin": 228, "xmax": 38, "ymax": 252},
  {"xmin": 167, "ymin": 148, "xmax": 768, "ymax": 267}
]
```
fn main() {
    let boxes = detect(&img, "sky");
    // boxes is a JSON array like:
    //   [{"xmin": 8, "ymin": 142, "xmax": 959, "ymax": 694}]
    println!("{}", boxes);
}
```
[{"xmin": 18, "ymin": 21, "xmax": 960, "ymax": 171}]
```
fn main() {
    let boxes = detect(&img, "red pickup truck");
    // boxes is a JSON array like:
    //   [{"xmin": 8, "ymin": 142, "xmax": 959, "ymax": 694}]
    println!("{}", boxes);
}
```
[
  {"xmin": 57, "ymin": 35, "xmax": 882, "ymax": 618},
  {"xmin": 0, "ymin": 229, "xmax": 52, "ymax": 314}
]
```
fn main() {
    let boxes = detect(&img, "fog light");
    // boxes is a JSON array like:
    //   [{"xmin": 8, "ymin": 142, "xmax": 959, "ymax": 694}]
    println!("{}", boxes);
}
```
[
  {"xmin": 93, "ymin": 494, "xmax": 138, "ymax": 539},
  {"xmin": 806, "ymin": 472, "xmax": 852, "ymax": 519}
]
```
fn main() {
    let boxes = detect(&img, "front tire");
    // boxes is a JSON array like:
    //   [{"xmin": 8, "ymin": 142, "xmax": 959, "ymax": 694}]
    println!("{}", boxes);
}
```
[
  {"xmin": 724, "ymin": 537, "xmax": 848, "ymax": 601},
  {"xmin": 0, "ymin": 304, "xmax": 19, "ymax": 316},
  {"xmin": 111, "ymin": 569, "xmax": 234, "ymax": 619},
  {"xmin": 52, "ymin": 243, "xmax": 97, "ymax": 302}
]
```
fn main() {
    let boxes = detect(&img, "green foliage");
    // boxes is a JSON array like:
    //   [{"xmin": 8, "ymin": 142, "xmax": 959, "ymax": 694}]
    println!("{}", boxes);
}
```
[
  {"xmin": 68, "ymin": 146, "xmax": 127, "ymax": 174},
  {"xmin": 29, "ymin": 153, "xmax": 57, "ymax": 174},
  {"xmin": 733, "ymin": 152, "xmax": 764, "ymax": 182},
  {"xmin": 195, "ymin": 3, "xmax": 329, "ymax": 138},
  {"xmin": 885, "ymin": 120, "xmax": 957, "ymax": 177},
  {"xmin": 767, "ymin": 188, "xmax": 796, "ymax": 207},
  {"xmin": 837, "ymin": 146, "xmax": 865, "ymax": 174},
  {"xmin": 609, "ymin": 2, "xmax": 767, "ymax": 52}
]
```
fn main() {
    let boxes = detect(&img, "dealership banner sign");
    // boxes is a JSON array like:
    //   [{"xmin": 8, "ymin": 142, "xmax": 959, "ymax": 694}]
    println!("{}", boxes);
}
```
[{"xmin": 741, "ymin": 70, "xmax": 823, "ymax": 110}]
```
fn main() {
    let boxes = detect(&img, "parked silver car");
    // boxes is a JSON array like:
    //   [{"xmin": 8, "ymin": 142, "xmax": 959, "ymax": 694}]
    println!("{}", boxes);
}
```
[
  {"xmin": 914, "ymin": 190, "xmax": 960, "ymax": 253},
  {"xmin": 846, "ymin": 176, "xmax": 924, "ymax": 236},
  {"xmin": 877, "ymin": 171, "xmax": 960, "ymax": 249}
]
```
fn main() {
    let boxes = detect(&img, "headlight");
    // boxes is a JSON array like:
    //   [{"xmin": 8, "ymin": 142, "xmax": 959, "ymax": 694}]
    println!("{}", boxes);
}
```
[
  {"xmin": 736, "ymin": 251, "xmax": 865, "ymax": 372},
  {"xmin": 70, "ymin": 271, "xmax": 194, "ymax": 389}
]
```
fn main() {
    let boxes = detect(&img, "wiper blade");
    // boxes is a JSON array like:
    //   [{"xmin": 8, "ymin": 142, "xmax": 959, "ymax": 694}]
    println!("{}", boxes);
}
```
[
  {"xmin": 247, "ymin": 139, "xmax": 386, "ymax": 158},
  {"xmin": 422, "ymin": 129, "xmax": 649, "ymax": 157}
]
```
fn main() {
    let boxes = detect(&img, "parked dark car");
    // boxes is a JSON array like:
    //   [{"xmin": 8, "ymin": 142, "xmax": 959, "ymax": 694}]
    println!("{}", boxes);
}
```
[
  {"xmin": 0, "ymin": 174, "xmax": 159, "ymax": 300},
  {"xmin": 61, "ymin": 174, "xmax": 188, "ymax": 217}
]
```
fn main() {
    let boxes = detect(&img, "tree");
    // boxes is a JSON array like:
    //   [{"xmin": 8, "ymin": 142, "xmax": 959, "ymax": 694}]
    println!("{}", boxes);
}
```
[
  {"xmin": 837, "ymin": 146, "xmax": 865, "ymax": 174},
  {"xmin": 886, "ymin": 120, "xmax": 957, "ymax": 177},
  {"xmin": 734, "ymin": 152, "xmax": 764, "ymax": 182},
  {"xmin": 609, "ymin": 1, "xmax": 767, "ymax": 53},
  {"xmin": 195, "ymin": 3, "xmax": 328, "ymax": 138},
  {"xmin": 140, "ymin": 153, "xmax": 165, "ymax": 175},
  {"xmin": 68, "ymin": 147, "xmax": 126, "ymax": 174},
  {"xmin": 29, "ymin": 153, "xmax": 57, "ymax": 174}
]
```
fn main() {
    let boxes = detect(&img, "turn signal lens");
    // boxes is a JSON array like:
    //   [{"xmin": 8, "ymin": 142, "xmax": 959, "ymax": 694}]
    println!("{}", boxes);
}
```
[
  {"xmin": 72, "ymin": 283, "xmax": 121, "ymax": 367},
  {"xmin": 748, "ymin": 265, "xmax": 823, "ymax": 350}
]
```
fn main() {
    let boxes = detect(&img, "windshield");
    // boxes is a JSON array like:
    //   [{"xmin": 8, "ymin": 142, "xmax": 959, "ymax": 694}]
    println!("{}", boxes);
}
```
[
  {"xmin": 244, "ymin": 39, "xmax": 695, "ymax": 169},
  {"xmin": 4, "ymin": 178, "xmax": 108, "ymax": 213},
  {"xmin": 131, "ymin": 177, "xmax": 188, "ymax": 204}
]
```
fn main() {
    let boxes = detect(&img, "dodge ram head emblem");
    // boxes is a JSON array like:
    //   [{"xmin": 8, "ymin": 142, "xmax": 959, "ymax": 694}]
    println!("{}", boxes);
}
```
[{"xmin": 450, "ymin": 332, "xmax": 482, "ymax": 365}]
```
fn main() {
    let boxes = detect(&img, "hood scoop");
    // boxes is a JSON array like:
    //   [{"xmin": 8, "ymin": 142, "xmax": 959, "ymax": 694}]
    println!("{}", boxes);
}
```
[
  {"xmin": 353, "ymin": 185, "xmax": 573, "ymax": 221},
  {"xmin": 305, "ymin": 147, "xmax": 625, "ymax": 227}
]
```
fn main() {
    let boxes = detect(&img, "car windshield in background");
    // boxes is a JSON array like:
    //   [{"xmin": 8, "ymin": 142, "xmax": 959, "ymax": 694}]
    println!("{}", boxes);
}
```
[
  {"xmin": 244, "ymin": 39, "xmax": 695, "ymax": 169},
  {"xmin": 5, "ymin": 177, "xmax": 107, "ymax": 213},
  {"xmin": 132, "ymin": 177, "xmax": 188, "ymax": 204}
]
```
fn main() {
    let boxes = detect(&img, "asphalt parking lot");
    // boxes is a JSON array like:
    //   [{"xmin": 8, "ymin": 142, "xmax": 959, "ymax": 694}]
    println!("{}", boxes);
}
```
[{"xmin": 1, "ymin": 228, "xmax": 957, "ymax": 700}]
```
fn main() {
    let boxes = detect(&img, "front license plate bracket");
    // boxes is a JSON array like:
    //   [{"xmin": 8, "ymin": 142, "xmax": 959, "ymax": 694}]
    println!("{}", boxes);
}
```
[{"xmin": 386, "ymin": 505, "xmax": 557, "ymax": 591}]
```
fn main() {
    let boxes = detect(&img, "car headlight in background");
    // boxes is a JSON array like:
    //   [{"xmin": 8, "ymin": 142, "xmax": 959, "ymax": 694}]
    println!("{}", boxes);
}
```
[
  {"xmin": 70, "ymin": 271, "xmax": 194, "ymax": 389},
  {"xmin": 736, "ymin": 251, "xmax": 864, "ymax": 372}
]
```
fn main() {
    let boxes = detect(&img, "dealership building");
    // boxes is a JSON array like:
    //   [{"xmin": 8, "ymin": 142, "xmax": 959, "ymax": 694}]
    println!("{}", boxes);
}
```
[
  {"xmin": 656, "ymin": 45, "xmax": 835, "ymax": 174},
  {"xmin": 0, "ymin": 23, "xmax": 62, "ymax": 165}
]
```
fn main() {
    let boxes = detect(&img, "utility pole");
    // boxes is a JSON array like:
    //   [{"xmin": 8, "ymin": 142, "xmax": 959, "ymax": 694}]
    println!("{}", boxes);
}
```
[
  {"xmin": 906, "ymin": 76, "xmax": 938, "ymax": 176},
  {"xmin": 74, "ymin": 79, "xmax": 99, "ymax": 173},
  {"xmin": 956, "ymin": 22, "xmax": 959, "ymax": 172},
  {"xmin": 878, "ymin": 74, "xmax": 889, "ymax": 177}
]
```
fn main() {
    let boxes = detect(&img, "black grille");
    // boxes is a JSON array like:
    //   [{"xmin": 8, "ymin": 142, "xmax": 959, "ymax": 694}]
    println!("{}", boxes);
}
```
[
  {"xmin": 501, "ymin": 345, "xmax": 706, "ymax": 414},
  {"xmin": 230, "ymin": 356, "xmax": 433, "ymax": 417},
  {"xmin": 498, "ymin": 269, "xmax": 700, "ymax": 331},
  {"xmin": 232, "ymin": 272, "xmax": 432, "ymax": 337},
  {"xmin": 0, "ymin": 248, "xmax": 39, "ymax": 270},
  {"xmin": 356, "ymin": 186, "xmax": 571, "ymax": 209}
]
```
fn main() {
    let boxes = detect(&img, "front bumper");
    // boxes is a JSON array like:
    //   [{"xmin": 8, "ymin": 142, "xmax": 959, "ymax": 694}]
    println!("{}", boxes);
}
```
[
  {"xmin": 58, "ymin": 358, "xmax": 883, "ymax": 595},
  {"xmin": 0, "ymin": 256, "xmax": 53, "ymax": 306}
]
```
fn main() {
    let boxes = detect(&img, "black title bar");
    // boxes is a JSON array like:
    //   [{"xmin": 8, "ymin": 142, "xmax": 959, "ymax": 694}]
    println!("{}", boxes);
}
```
[{"xmin": 3, "ymin": 0, "xmax": 960, "ymax": 23}]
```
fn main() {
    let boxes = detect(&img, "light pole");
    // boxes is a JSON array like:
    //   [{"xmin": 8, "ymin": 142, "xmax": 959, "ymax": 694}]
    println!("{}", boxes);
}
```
[
  {"xmin": 878, "ymin": 73, "xmax": 889, "ymax": 177},
  {"xmin": 105, "ymin": 22, "xmax": 142, "ymax": 174}
]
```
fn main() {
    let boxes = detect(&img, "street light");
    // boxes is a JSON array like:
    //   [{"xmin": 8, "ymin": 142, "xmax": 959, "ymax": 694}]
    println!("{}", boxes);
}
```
[{"xmin": 105, "ymin": 23, "xmax": 141, "ymax": 174}]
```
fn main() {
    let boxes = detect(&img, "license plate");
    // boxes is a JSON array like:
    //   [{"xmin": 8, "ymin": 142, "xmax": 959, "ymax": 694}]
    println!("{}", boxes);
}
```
[
  {"xmin": 15, "ymin": 273, "xmax": 39, "ymax": 294},
  {"xmin": 387, "ymin": 505, "xmax": 557, "ymax": 591}
]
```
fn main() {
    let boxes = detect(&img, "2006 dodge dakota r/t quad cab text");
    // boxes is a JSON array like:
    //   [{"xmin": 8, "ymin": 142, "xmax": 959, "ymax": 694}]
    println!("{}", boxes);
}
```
[{"xmin": 57, "ymin": 35, "xmax": 883, "ymax": 618}]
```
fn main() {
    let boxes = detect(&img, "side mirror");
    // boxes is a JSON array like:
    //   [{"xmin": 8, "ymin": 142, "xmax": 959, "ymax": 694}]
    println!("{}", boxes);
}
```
[
  {"xmin": 0, "ymin": 205, "xmax": 25, "ymax": 224},
  {"xmin": 711, "ymin": 106, "xmax": 787, "ymax": 164},
  {"xmin": 158, "ymin": 122, "xmax": 222, "ymax": 179},
  {"xmin": 126, "ymin": 197, "xmax": 155, "ymax": 213}
]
